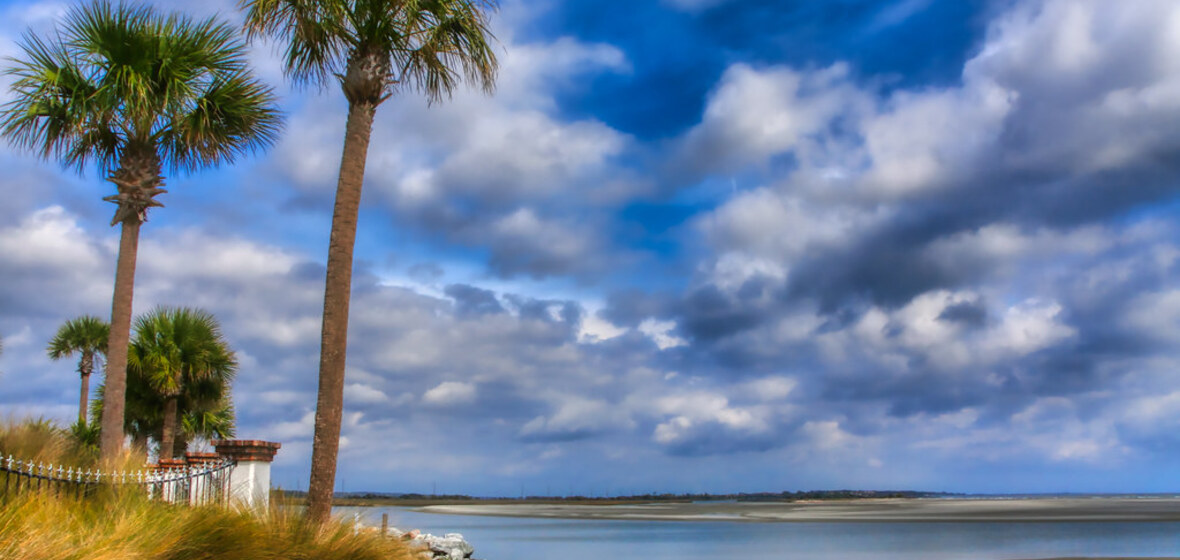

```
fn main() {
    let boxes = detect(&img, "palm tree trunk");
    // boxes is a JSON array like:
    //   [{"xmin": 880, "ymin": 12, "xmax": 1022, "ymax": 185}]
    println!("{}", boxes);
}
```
[
  {"xmin": 78, "ymin": 372, "xmax": 91, "ymax": 426},
  {"xmin": 306, "ymin": 100, "xmax": 378, "ymax": 524},
  {"xmin": 160, "ymin": 395, "xmax": 179, "ymax": 461},
  {"xmin": 78, "ymin": 352, "xmax": 94, "ymax": 425},
  {"xmin": 99, "ymin": 220, "xmax": 141, "ymax": 460}
]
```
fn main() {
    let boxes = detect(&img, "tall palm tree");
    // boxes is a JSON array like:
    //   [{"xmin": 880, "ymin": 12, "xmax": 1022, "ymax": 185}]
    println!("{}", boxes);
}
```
[
  {"xmin": 1, "ymin": 2, "xmax": 281, "ymax": 461},
  {"xmin": 127, "ymin": 307, "xmax": 237, "ymax": 460},
  {"xmin": 242, "ymin": 0, "xmax": 499, "ymax": 522},
  {"xmin": 47, "ymin": 315, "xmax": 110, "ymax": 425}
]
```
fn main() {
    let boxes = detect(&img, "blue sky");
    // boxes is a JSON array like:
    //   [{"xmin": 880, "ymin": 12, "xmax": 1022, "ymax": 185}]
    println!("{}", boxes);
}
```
[{"xmin": 3, "ymin": 0, "xmax": 1180, "ymax": 496}]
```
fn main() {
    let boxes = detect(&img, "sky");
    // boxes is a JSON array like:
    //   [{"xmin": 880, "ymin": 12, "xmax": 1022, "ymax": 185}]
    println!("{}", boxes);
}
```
[{"xmin": 2, "ymin": 0, "xmax": 1180, "ymax": 497}]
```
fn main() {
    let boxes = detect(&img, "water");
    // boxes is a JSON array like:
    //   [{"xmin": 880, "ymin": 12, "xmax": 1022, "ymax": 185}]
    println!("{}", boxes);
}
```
[{"xmin": 341, "ymin": 506, "xmax": 1180, "ymax": 560}]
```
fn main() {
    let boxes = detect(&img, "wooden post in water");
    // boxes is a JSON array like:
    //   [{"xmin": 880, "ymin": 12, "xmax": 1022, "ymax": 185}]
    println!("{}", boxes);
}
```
[{"xmin": 381, "ymin": 513, "xmax": 389, "ymax": 536}]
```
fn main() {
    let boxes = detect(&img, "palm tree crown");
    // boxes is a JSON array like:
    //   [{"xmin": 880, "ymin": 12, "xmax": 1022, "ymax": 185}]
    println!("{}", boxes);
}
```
[
  {"xmin": 47, "ymin": 315, "xmax": 110, "ymax": 426},
  {"xmin": 127, "ymin": 307, "xmax": 237, "ymax": 460},
  {"xmin": 3, "ymin": 1, "xmax": 282, "ymax": 200},
  {"xmin": 243, "ymin": 0, "xmax": 498, "ymax": 106},
  {"xmin": 2, "ymin": 1, "xmax": 281, "ymax": 460}
]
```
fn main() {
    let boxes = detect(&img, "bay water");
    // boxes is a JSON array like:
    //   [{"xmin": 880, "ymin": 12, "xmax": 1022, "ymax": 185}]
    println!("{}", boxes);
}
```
[{"xmin": 343, "ymin": 506, "xmax": 1180, "ymax": 560}]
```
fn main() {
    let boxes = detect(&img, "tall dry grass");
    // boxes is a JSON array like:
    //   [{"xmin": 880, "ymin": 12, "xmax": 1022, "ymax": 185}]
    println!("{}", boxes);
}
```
[
  {"xmin": 0, "ymin": 492, "xmax": 419, "ymax": 560},
  {"xmin": 0, "ymin": 418, "xmax": 87, "ymax": 466},
  {"xmin": 0, "ymin": 417, "xmax": 142, "ymax": 473},
  {"xmin": 0, "ymin": 419, "xmax": 418, "ymax": 560}
]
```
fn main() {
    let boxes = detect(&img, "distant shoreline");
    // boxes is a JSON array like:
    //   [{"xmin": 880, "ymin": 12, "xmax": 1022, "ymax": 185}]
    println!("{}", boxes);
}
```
[
  {"xmin": 411, "ymin": 497, "xmax": 1180, "ymax": 523},
  {"xmin": 306, "ymin": 489, "xmax": 953, "ymax": 508}
]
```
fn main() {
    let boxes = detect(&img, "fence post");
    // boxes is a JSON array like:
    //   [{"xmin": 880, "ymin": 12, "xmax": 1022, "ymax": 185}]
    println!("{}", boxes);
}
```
[{"xmin": 213, "ymin": 440, "xmax": 281, "ymax": 512}]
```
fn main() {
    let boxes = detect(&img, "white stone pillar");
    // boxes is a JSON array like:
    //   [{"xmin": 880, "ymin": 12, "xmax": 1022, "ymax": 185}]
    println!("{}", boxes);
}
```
[{"xmin": 214, "ymin": 440, "xmax": 281, "ymax": 512}]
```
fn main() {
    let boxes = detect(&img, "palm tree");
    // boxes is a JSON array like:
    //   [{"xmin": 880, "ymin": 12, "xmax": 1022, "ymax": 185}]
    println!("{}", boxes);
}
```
[
  {"xmin": 91, "ymin": 379, "xmax": 236, "ymax": 458},
  {"xmin": 47, "ymin": 315, "xmax": 110, "ymax": 425},
  {"xmin": 242, "ymin": 0, "xmax": 499, "ymax": 522},
  {"xmin": 127, "ymin": 307, "xmax": 237, "ymax": 460},
  {"xmin": 1, "ymin": 2, "xmax": 281, "ymax": 461}
]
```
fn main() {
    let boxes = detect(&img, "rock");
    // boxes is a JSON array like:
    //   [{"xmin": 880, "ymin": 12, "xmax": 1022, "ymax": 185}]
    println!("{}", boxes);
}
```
[
  {"xmin": 413, "ymin": 532, "xmax": 475, "ymax": 559},
  {"xmin": 383, "ymin": 526, "xmax": 477, "ymax": 560}
]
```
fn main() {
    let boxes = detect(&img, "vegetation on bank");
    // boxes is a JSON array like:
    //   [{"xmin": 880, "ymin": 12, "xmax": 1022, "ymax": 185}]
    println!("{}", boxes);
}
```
[
  {"xmin": 0, "ymin": 418, "xmax": 103, "ymax": 469},
  {"xmin": 0, "ymin": 420, "xmax": 417, "ymax": 560},
  {"xmin": 279, "ymin": 489, "xmax": 959, "ymax": 508},
  {"xmin": 0, "ymin": 493, "xmax": 417, "ymax": 560},
  {"xmin": 45, "ymin": 307, "xmax": 239, "ymax": 463}
]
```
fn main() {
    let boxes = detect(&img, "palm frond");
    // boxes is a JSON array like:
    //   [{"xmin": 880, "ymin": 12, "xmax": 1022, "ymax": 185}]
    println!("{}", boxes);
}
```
[
  {"xmin": 243, "ymin": 0, "xmax": 499, "ymax": 102},
  {"xmin": 242, "ymin": 0, "xmax": 351, "ymax": 89},
  {"xmin": 393, "ymin": 0, "xmax": 499, "ymax": 103},
  {"xmin": 3, "ymin": 0, "xmax": 282, "ymax": 177},
  {"xmin": 47, "ymin": 315, "xmax": 110, "ymax": 360},
  {"xmin": 167, "ymin": 71, "xmax": 282, "ymax": 173}
]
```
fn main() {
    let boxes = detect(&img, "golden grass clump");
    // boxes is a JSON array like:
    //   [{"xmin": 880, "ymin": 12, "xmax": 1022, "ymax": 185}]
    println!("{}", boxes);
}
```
[
  {"xmin": 0, "ymin": 418, "xmax": 75, "ymax": 465},
  {"xmin": 0, "ymin": 417, "xmax": 144, "ymax": 473},
  {"xmin": 0, "ymin": 492, "xmax": 419, "ymax": 560},
  {"xmin": 0, "ymin": 419, "xmax": 419, "ymax": 560}
]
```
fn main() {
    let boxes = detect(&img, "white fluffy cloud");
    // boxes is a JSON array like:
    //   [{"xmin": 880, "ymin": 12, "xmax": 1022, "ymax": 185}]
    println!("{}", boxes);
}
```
[{"xmin": 423, "ymin": 381, "xmax": 477, "ymax": 406}]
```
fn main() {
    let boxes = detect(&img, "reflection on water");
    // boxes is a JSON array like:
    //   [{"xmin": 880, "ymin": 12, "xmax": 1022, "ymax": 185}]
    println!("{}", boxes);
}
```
[{"xmin": 337, "ymin": 506, "xmax": 1180, "ymax": 560}]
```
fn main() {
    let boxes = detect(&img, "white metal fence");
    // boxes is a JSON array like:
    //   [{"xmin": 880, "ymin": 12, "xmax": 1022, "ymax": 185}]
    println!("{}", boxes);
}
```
[{"xmin": 0, "ymin": 455, "xmax": 235, "ymax": 505}]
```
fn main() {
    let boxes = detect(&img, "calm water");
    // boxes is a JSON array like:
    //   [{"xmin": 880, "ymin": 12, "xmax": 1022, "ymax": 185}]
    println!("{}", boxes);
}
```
[{"xmin": 340, "ymin": 506, "xmax": 1180, "ymax": 560}]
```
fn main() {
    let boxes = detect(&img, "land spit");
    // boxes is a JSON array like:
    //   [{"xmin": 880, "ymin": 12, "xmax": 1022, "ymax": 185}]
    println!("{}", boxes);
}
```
[{"xmin": 419, "ymin": 497, "xmax": 1180, "ymax": 523}]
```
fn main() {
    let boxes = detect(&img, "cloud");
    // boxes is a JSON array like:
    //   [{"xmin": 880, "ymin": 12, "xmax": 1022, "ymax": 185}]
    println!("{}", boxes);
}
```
[
  {"xmin": 422, "ymin": 381, "xmax": 477, "ymax": 406},
  {"xmin": 262, "ymin": 25, "xmax": 637, "ymax": 281},
  {"xmin": 519, "ymin": 396, "xmax": 633, "ymax": 442},
  {"xmin": 677, "ymin": 63, "xmax": 869, "ymax": 178},
  {"xmin": 7, "ymin": 0, "xmax": 1180, "ymax": 495},
  {"xmin": 344, "ymin": 383, "xmax": 391, "ymax": 405}
]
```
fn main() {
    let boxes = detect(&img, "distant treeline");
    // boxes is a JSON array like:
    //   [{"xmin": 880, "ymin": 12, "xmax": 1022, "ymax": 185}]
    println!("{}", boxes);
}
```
[{"xmin": 281, "ymin": 489, "xmax": 958, "ymax": 504}]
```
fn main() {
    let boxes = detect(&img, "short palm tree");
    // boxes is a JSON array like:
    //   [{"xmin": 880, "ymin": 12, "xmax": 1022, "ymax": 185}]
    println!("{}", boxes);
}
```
[
  {"xmin": 1, "ymin": 2, "xmax": 281, "ymax": 461},
  {"xmin": 91, "ymin": 378, "xmax": 236, "ymax": 457},
  {"xmin": 243, "ymin": 0, "xmax": 499, "ymax": 522},
  {"xmin": 47, "ymin": 315, "xmax": 110, "ymax": 425},
  {"xmin": 127, "ymin": 307, "xmax": 237, "ymax": 460}
]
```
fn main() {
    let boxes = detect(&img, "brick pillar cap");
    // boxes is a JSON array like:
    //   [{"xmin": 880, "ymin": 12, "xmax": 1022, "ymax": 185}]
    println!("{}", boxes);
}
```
[
  {"xmin": 213, "ymin": 439, "xmax": 281, "ymax": 463},
  {"xmin": 156, "ymin": 458, "xmax": 186, "ymax": 469},
  {"xmin": 185, "ymin": 452, "xmax": 220, "ymax": 464}
]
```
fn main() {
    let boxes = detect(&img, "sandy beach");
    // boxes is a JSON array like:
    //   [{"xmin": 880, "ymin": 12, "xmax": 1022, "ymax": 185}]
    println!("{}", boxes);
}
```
[{"xmin": 419, "ymin": 497, "xmax": 1180, "ymax": 523}]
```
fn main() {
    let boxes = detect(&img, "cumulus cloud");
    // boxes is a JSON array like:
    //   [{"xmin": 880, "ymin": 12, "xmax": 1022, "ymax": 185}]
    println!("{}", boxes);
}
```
[
  {"xmin": 520, "ymin": 396, "xmax": 633, "ymax": 442},
  {"xmin": 423, "ymin": 382, "xmax": 477, "ymax": 406},
  {"xmin": 677, "ymin": 63, "xmax": 869, "ymax": 177}
]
